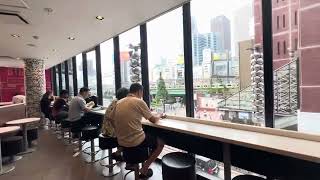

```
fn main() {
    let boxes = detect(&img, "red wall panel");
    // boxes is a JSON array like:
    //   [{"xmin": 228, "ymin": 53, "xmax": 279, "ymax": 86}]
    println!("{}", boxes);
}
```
[{"xmin": 0, "ymin": 67, "xmax": 52, "ymax": 102}]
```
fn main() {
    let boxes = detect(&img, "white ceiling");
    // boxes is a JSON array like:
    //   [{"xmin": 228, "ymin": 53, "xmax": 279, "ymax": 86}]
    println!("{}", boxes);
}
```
[{"xmin": 0, "ymin": 0, "xmax": 188, "ymax": 69}]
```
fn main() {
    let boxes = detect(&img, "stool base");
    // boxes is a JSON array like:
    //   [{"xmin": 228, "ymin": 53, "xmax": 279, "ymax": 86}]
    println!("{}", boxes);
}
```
[
  {"xmin": 18, "ymin": 148, "xmax": 36, "ymax": 155},
  {"xmin": 0, "ymin": 165, "xmax": 15, "ymax": 175},
  {"xmin": 102, "ymin": 165, "xmax": 121, "ymax": 177}
]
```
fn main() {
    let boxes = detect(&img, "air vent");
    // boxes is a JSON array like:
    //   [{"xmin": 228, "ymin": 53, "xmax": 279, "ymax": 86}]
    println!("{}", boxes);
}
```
[
  {"xmin": 0, "ymin": 11, "xmax": 28, "ymax": 24},
  {"xmin": 0, "ymin": 0, "xmax": 29, "ymax": 9}
]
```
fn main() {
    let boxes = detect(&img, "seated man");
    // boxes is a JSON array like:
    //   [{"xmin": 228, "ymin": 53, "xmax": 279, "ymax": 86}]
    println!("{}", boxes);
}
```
[
  {"xmin": 52, "ymin": 90, "xmax": 69, "ymax": 119},
  {"xmin": 68, "ymin": 87, "xmax": 95, "ymax": 132},
  {"xmin": 114, "ymin": 83, "xmax": 165, "ymax": 178}
]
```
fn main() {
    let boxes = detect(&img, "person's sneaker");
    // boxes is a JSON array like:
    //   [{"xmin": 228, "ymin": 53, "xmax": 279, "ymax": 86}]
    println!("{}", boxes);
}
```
[{"xmin": 139, "ymin": 169, "xmax": 153, "ymax": 179}]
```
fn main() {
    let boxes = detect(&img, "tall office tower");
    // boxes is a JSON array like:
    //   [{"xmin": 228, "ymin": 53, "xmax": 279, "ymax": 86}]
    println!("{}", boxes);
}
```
[
  {"xmin": 211, "ymin": 15, "xmax": 231, "ymax": 51},
  {"xmin": 192, "ymin": 33, "xmax": 207, "ymax": 66},
  {"xmin": 204, "ymin": 32, "xmax": 222, "ymax": 53}
]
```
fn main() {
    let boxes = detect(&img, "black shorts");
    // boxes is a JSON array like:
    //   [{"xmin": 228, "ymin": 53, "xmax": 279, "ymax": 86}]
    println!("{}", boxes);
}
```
[{"xmin": 137, "ymin": 133, "xmax": 158, "ymax": 150}]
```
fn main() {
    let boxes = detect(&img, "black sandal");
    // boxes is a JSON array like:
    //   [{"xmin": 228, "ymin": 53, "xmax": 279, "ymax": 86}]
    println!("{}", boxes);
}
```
[{"xmin": 139, "ymin": 169, "xmax": 153, "ymax": 179}]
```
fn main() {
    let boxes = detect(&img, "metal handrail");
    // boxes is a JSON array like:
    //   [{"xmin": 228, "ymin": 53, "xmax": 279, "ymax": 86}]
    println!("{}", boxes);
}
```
[{"xmin": 218, "ymin": 56, "xmax": 298, "ymax": 116}]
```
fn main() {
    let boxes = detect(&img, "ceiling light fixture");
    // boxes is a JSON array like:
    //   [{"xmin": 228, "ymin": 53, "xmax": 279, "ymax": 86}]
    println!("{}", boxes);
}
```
[
  {"xmin": 96, "ymin": 16, "xmax": 104, "ymax": 20},
  {"xmin": 27, "ymin": 43, "xmax": 36, "ymax": 47},
  {"xmin": 68, "ymin": 37, "xmax": 75, "ymax": 40},
  {"xmin": 11, "ymin": 34, "xmax": 20, "ymax": 38}
]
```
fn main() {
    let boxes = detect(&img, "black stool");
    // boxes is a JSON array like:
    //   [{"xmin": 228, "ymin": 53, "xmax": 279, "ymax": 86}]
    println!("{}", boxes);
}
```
[
  {"xmin": 233, "ymin": 175, "xmax": 266, "ymax": 180},
  {"xmin": 123, "ymin": 146, "xmax": 149, "ymax": 180},
  {"xmin": 80, "ymin": 126, "xmax": 100, "ymax": 163},
  {"xmin": 162, "ymin": 152, "xmax": 196, "ymax": 180},
  {"xmin": 61, "ymin": 120, "xmax": 72, "ymax": 144},
  {"xmin": 99, "ymin": 134, "xmax": 121, "ymax": 177},
  {"xmin": 1, "ymin": 136, "xmax": 23, "ymax": 163},
  {"xmin": 17, "ymin": 128, "xmax": 38, "ymax": 148}
]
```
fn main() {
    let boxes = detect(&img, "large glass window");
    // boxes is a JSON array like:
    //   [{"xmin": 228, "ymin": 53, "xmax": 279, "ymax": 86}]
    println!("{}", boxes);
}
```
[
  {"xmin": 67, "ymin": 59, "xmax": 74, "ymax": 96},
  {"xmin": 119, "ymin": 27, "xmax": 141, "ymax": 88},
  {"xmin": 101, "ymin": 40, "xmax": 115, "ymax": 106},
  {"xmin": 191, "ymin": 0, "xmax": 263, "ymax": 178},
  {"xmin": 61, "ymin": 63, "xmax": 66, "ymax": 90},
  {"xmin": 271, "ymin": 0, "xmax": 320, "ymax": 135},
  {"xmin": 191, "ymin": 0, "xmax": 261, "ymax": 126},
  {"xmin": 87, "ymin": 50, "xmax": 97, "ymax": 96},
  {"xmin": 147, "ymin": 8, "xmax": 186, "ymax": 116},
  {"xmin": 76, "ymin": 53, "xmax": 84, "ymax": 92}
]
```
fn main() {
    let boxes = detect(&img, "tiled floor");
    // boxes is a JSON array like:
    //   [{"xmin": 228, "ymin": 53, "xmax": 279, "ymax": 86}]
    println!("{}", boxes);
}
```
[{"xmin": 2, "ymin": 129, "xmax": 163, "ymax": 180}]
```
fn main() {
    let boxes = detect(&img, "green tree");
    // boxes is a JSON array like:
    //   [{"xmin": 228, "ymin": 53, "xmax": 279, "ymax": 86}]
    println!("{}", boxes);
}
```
[{"xmin": 155, "ymin": 72, "xmax": 169, "ymax": 103}]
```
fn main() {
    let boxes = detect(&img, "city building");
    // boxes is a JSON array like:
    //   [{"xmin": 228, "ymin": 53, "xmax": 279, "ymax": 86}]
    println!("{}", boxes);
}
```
[{"xmin": 211, "ymin": 15, "xmax": 231, "ymax": 51}]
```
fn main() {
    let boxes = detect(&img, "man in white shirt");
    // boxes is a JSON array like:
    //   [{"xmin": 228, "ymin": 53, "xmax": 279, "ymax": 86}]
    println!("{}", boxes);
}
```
[{"xmin": 68, "ymin": 87, "xmax": 95, "ymax": 131}]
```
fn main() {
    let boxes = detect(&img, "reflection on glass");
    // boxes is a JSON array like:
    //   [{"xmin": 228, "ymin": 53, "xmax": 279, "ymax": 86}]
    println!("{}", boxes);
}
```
[
  {"xmin": 119, "ymin": 27, "xmax": 141, "ymax": 88},
  {"xmin": 101, "ymin": 40, "xmax": 115, "ymax": 106},
  {"xmin": 76, "ymin": 54, "xmax": 84, "ymax": 92},
  {"xmin": 147, "ymin": 8, "xmax": 186, "ymax": 116},
  {"xmin": 87, "ymin": 50, "xmax": 97, "ymax": 96}
]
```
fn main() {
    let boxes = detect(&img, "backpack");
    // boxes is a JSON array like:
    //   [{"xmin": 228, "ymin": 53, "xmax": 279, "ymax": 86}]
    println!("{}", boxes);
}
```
[{"xmin": 101, "ymin": 99, "xmax": 118, "ymax": 137}]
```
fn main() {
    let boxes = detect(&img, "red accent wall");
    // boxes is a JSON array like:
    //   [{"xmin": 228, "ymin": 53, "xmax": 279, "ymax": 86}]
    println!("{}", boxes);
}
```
[
  {"xmin": 0, "ymin": 67, "xmax": 25, "ymax": 102},
  {"xmin": 0, "ymin": 67, "xmax": 52, "ymax": 102},
  {"xmin": 45, "ymin": 69, "xmax": 52, "ymax": 92}
]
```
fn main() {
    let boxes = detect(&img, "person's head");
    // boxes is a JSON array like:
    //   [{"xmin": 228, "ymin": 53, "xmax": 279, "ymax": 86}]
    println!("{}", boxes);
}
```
[
  {"xmin": 116, "ymin": 87, "xmax": 129, "ymax": 100},
  {"xmin": 79, "ymin": 87, "xmax": 90, "ymax": 99},
  {"xmin": 129, "ymin": 83, "xmax": 144, "ymax": 99},
  {"xmin": 42, "ymin": 91, "xmax": 52, "ymax": 100},
  {"xmin": 59, "ymin": 90, "xmax": 69, "ymax": 99}
]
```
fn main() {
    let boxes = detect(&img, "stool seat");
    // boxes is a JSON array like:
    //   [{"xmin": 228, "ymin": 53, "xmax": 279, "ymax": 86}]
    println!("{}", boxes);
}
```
[
  {"xmin": 99, "ymin": 134, "xmax": 118, "ymax": 150},
  {"xmin": 81, "ymin": 126, "xmax": 99, "ymax": 141},
  {"xmin": 17, "ymin": 128, "xmax": 38, "ymax": 142},
  {"xmin": 1, "ymin": 136, "xmax": 23, "ymax": 157},
  {"xmin": 61, "ymin": 120, "xmax": 71, "ymax": 128},
  {"xmin": 233, "ymin": 175, "xmax": 266, "ymax": 180},
  {"xmin": 123, "ymin": 146, "xmax": 149, "ymax": 164},
  {"xmin": 162, "ymin": 152, "xmax": 196, "ymax": 180}
]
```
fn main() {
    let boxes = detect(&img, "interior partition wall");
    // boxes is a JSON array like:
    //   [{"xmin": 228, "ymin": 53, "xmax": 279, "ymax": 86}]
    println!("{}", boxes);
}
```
[
  {"xmin": 72, "ymin": 56, "xmax": 78, "ymax": 96},
  {"xmin": 52, "ymin": 67, "xmax": 57, "ymax": 96},
  {"xmin": 182, "ymin": 3, "xmax": 194, "ymax": 118},
  {"xmin": 64, "ymin": 60, "xmax": 70, "ymax": 93},
  {"xmin": 95, "ymin": 45, "xmax": 103, "ymax": 105},
  {"xmin": 82, "ymin": 53, "xmax": 88, "ymax": 88},
  {"xmin": 57, "ymin": 64, "xmax": 63, "ymax": 93},
  {"xmin": 140, "ymin": 24, "xmax": 150, "ymax": 107}
]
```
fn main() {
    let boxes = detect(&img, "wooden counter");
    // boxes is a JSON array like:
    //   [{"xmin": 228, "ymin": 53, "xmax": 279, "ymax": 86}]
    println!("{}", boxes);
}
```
[
  {"xmin": 142, "ymin": 116, "xmax": 320, "ymax": 179},
  {"xmin": 143, "ymin": 118, "xmax": 320, "ymax": 163}
]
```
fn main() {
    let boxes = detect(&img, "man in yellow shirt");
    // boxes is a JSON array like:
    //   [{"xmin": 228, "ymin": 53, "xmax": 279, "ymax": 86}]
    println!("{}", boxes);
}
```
[{"xmin": 114, "ymin": 83, "xmax": 165, "ymax": 178}]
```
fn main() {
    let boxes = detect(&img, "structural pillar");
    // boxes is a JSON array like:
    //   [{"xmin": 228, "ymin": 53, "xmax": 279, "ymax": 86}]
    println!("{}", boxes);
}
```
[{"xmin": 24, "ymin": 58, "xmax": 46, "ymax": 118}]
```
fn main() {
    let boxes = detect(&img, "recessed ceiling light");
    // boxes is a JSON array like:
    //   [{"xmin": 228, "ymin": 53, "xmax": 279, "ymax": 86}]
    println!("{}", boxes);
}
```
[
  {"xmin": 96, "ymin": 16, "xmax": 104, "ymax": 20},
  {"xmin": 68, "ymin": 37, "xmax": 75, "ymax": 40},
  {"xmin": 11, "ymin": 34, "xmax": 20, "ymax": 38},
  {"xmin": 27, "ymin": 43, "xmax": 36, "ymax": 47}
]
